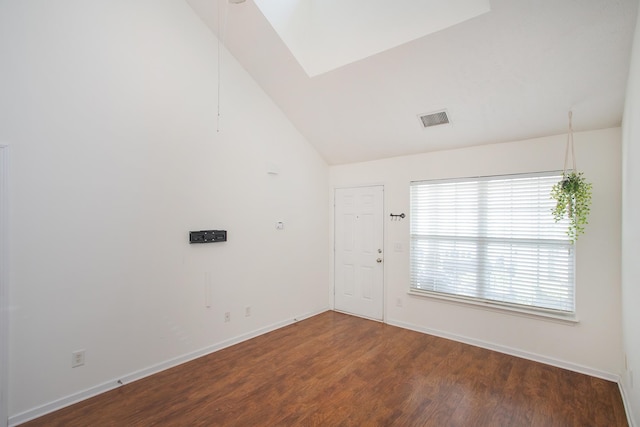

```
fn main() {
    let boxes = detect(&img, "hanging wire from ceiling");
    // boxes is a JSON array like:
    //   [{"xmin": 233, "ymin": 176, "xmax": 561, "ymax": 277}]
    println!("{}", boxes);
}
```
[
  {"xmin": 216, "ymin": 0, "xmax": 245, "ymax": 132},
  {"xmin": 216, "ymin": 1, "xmax": 226, "ymax": 132}
]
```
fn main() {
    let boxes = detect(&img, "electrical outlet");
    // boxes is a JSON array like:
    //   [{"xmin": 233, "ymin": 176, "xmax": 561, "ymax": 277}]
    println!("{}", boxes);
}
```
[
  {"xmin": 396, "ymin": 298, "xmax": 403, "ymax": 307},
  {"xmin": 71, "ymin": 350, "xmax": 85, "ymax": 368},
  {"xmin": 224, "ymin": 312, "xmax": 231, "ymax": 323},
  {"xmin": 245, "ymin": 306, "xmax": 251, "ymax": 317}
]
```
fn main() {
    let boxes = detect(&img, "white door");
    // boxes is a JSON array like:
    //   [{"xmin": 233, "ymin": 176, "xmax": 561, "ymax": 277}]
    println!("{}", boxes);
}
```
[{"xmin": 334, "ymin": 186, "xmax": 384, "ymax": 320}]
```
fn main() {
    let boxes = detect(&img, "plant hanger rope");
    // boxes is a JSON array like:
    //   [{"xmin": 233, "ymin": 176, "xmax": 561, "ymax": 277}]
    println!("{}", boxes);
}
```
[
  {"xmin": 550, "ymin": 110, "xmax": 593, "ymax": 243},
  {"xmin": 563, "ymin": 111, "xmax": 577, "ymax": 174}
]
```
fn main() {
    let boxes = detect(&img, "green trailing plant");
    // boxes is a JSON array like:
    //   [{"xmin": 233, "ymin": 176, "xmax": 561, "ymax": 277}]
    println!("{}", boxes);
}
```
[
  {"xmin": 551, "ymin": 112, "xmax": 593, "ymax": 243},
  {"xmin": 551, "ymin": 171, "xmax": 592, "ymax": 243}
]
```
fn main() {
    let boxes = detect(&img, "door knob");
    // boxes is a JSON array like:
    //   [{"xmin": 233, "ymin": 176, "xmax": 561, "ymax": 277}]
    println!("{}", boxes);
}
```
[{"xmin": 376, "ymin": 258, "xmax": 383, "ymax": 263}]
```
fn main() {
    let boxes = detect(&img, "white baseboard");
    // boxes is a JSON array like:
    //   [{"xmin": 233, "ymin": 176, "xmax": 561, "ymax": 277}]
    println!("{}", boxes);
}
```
[
  {"xmin": 386, "ymin": 318, "xmax": 619, "ymax": 382},
  {"xmin": 619, "ymin": 381, "xmax": 637, "ymax": 427},
  {"xmin": 9, "ymin": 308, "xmax": 329, "ymax": 427}
]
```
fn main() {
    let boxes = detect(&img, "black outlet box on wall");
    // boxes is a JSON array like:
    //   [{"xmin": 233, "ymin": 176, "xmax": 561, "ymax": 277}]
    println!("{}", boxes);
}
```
[{"xmin": 189, "ymin": 230, "xmax": 227, "ymax": 244}]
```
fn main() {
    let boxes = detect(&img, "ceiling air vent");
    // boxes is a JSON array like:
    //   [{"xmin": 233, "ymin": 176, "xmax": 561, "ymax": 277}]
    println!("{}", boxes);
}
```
[{"xmin": 418, "ymin": 110, "xmax": 450, "ymax": 128}]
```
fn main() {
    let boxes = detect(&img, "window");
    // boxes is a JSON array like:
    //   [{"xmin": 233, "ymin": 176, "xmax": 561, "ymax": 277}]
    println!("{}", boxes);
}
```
[{"xmin": 410, "ymin": 172, "xmax": 575, "ymax": 316}]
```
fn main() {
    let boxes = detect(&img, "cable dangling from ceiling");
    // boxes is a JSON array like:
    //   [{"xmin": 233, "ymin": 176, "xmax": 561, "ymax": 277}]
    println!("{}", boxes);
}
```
[
  {"xmin": 216, "ymin": 0, "xmax": 246, "ymax": 132},
  {"xmin": 217, "ymin": 0, "xmax": 244, "ymax": 132}
]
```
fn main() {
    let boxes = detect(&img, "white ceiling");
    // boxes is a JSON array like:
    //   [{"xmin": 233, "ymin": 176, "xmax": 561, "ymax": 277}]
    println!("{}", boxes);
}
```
[
  {"xmin": 252, "ymin": 0, "xmax": 491, "ymax": 76},
  {"xmin": 187, "ymin": 0, "xmax": 639, "ymax": 165}
]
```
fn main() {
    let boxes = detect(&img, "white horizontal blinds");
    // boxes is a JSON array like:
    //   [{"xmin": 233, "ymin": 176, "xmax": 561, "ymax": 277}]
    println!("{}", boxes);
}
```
[{"xmin": 410, "ymin": 172, "xmax": 575, "ymax": 313}]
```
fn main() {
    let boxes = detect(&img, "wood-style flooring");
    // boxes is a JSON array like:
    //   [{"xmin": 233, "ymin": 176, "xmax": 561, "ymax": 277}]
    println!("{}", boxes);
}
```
[{"xmin": 22, "ymin": 311, "xmax": 627, "ymax": 426}]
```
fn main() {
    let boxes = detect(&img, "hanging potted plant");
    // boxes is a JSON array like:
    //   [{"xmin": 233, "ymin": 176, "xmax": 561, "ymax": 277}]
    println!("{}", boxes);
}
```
[{"xmin": 551, "ymin": 111, "xmax": 592, "ymax": 243}]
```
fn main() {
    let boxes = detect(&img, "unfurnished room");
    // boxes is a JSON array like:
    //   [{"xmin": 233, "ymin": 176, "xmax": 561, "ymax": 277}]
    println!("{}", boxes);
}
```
[{"xmin": 1, "ymin": 0, "xmax": 640, "ymax": 426}]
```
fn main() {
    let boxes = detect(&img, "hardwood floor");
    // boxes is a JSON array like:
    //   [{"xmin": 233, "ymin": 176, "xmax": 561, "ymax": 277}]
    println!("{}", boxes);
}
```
[{"xmin": 22, "ymin": 311, "xmax": 627, "ymax": 426}]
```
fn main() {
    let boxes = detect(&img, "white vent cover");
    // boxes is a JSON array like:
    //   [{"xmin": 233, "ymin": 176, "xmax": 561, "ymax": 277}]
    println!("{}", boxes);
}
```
[{"xmin": 419, "ymin": 110, "xmax": 450, "ymax": 128}]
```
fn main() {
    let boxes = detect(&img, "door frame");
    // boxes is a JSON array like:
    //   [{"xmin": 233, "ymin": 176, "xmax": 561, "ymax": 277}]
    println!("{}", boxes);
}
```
[
  {"xmin": 0, "ymin": 145, "xmax": 8, "ymax": 427},
  {"xmin": 332, "ymin": 184, "xmax": 385, "ymax": 322}
]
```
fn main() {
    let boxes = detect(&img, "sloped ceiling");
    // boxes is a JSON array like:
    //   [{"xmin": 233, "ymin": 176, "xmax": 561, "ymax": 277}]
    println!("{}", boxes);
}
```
[
  {"xmin": 252, "ymin": 0, "xmax": 491, "ymax": 76},
  {"xmin": 187, "ymin": 0, "xmax": 638, "ymax": 165}
]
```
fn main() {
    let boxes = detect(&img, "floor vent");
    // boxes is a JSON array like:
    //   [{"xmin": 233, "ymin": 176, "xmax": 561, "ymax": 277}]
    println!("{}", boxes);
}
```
[{"xmin": 419, "ymin": 110, "xmax": 450, "ymax": 128}]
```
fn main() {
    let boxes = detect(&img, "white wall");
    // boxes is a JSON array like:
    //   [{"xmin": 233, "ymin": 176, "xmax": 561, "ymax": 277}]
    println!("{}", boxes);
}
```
[
  {"xmin": 0, "ymin": 146, "xmax": 9, "ymax": 427},
  {"xmin": 331, "ymin": 128, "xmax": 622, "ymax": 377},
  {"xmin": 0, "ymin": 0, "xmax": 329, "ymax": 421},
  {"xmin": 621, "ymin": 5, "xmax": 640, "ymax": 426}
]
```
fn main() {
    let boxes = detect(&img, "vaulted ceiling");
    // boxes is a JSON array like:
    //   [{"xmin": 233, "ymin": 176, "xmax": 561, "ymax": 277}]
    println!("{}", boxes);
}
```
[{"xmin": 187, "ymin": 0, "xmax": 638, "ymax": 165}]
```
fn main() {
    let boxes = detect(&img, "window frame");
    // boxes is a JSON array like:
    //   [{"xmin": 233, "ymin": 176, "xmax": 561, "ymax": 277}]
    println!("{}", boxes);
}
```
[{"xmin": 409, "ymin": 171, "xmax": 578, "ymax": 322}]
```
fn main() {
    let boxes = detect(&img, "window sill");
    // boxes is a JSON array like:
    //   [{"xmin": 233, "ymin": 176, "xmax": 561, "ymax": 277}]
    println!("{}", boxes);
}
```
[{"xmin": 407, "ymin": 289, "xmax": 579, "ymax": 325}]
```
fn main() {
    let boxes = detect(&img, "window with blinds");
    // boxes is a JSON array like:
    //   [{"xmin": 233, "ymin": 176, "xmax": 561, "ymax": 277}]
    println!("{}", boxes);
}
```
[{"xmin": 410, "ymin": 172, "xmax": 575, "ymax": 315}]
